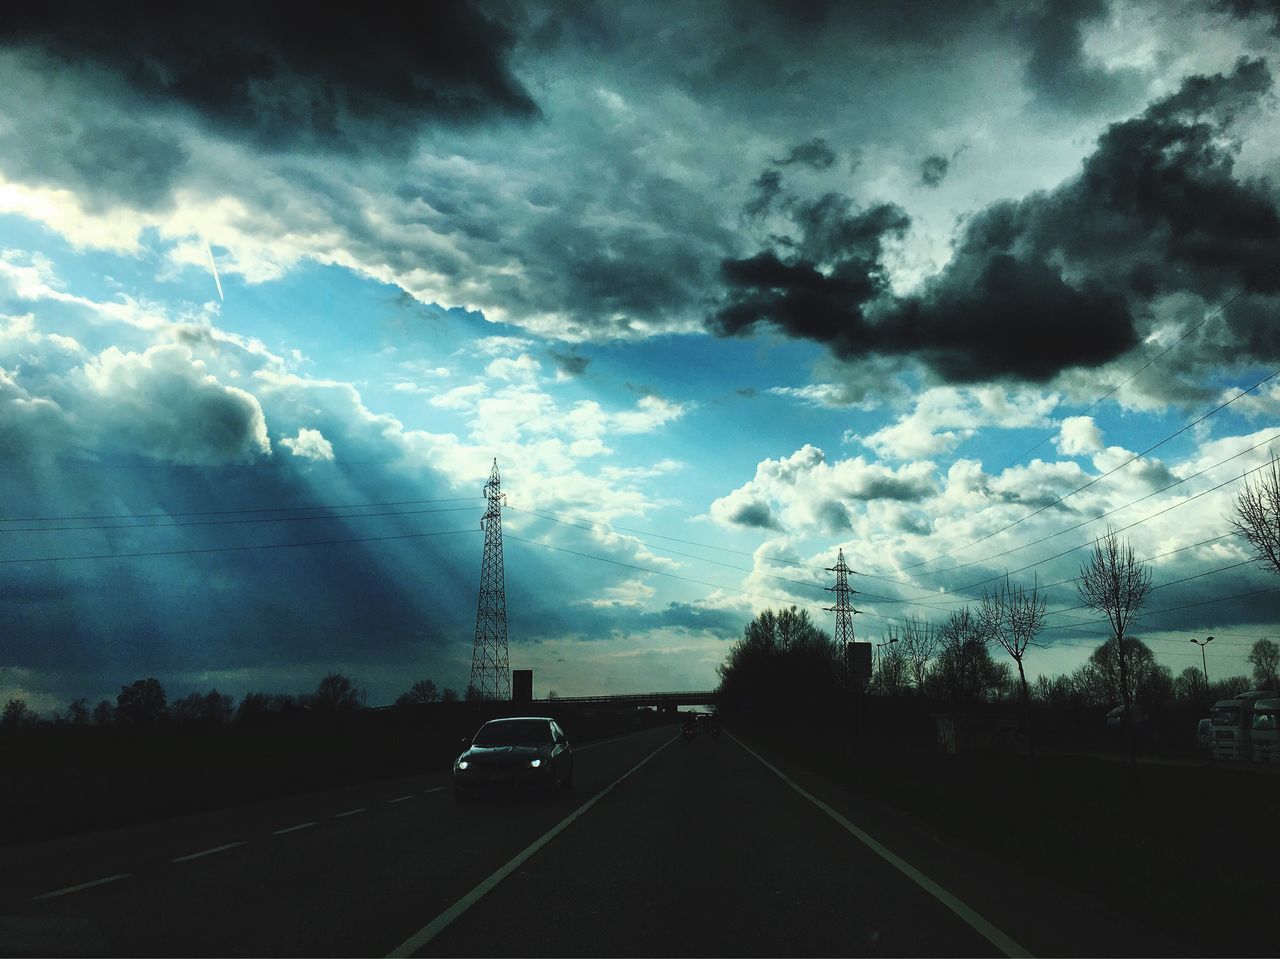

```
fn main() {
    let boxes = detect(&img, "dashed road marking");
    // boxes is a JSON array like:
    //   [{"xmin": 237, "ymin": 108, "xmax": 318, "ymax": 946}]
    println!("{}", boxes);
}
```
[
  {"xmin": 334, "ymin": 808, "xmax": 366, "ymax": 818},
  {"xmin": 171, "ymin": 841, "xmax": 246, "ymax": 863},
  {"xmin": 387, "ymin": 733, "xmax": 678, "ymax": 958},
  {"xmin": 388, "ymin": 795, "xmax": 414, "ymax": 804},
  {"xmin": 30, "ymin": 874, "xmax": 130, "ymax": 901},
  {"xmin": 272, "ymin": 822, "xmax": 317, "ymax": 835},
  {"xmin": 423, "ymin": 787, "xmax": 446, "ymax": 794}
]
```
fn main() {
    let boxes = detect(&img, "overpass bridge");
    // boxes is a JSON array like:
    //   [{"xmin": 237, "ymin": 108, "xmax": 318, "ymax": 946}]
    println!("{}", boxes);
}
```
[{"xmin": 534, "ymin": 690, "xmax": 718, "ymax": 709}]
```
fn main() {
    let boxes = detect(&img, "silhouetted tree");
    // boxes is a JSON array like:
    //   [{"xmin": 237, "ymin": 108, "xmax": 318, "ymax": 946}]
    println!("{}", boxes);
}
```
[
  {"xmin": 1174, "ymin": 666, "xmax": 1209, "ymax": 706},
  {"xmin": 1209, "ymin": 674, "xmax": 1251, "ymax": 700},
  {"xmin": 928, "ymin": 607, "xmax": 1004, "ymax": 703},
  {"xmin": 441, "ymin": 687, "xmax": 460, "ymax": 703},
  {"xmin": 92, "ymin": 699, "xmax": 115, "ymax": 725},
  {"xmin": 116, "ymin": 678, "xmax": 167, "ymax": 725},
  {"xmin": 171, "ymin": 689, "xmax": 235, "ymax": 724},
  {"xmin": 981, "ymin": 574, "xmax": 1047, "ymax": 758},
  {"xmin": 312, "ymin": 674, "xmax": 364, "ymax": 713},
  {"xmin": 1248, "ymin": 638, "xmax": 1280, "ymax": 689},
  {"xmin": 1232, "ymin": 455, "xmax": 1280, "ymax": 576},
  {"xmin": 1076, "ymin": 530, "xmax": 1151, "ymax": 774},
  {"xmin": 464, "ymin": 684, "xmax": 484, "ymax": 703},
  {"xmin": 718, "ymin": 606, "xmax": 838, "ymax": 716},
  {"xmin": 900, "ymin": 615, "xmax": 939, "ymax": 694},
  {"xmin": 395, "ymin": 679, "xmax": 439, "ymax": 707},
  {"xmin": 2, "ymin": 698, "xmax": 32, "ymax": 725},
  {"xmin": 66, "ymin": 698, "xmax": 90, "ymax": 725}
]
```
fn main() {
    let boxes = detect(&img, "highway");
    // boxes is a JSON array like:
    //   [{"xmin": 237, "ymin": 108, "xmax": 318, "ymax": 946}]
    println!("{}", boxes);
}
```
[{"xmin": 0, "ymin": 725, "xmax": 1182, "ymax": 957}]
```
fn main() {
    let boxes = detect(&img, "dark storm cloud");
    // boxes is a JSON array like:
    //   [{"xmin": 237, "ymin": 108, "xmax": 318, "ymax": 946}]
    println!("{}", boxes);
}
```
[
  {"xmin": 712, "ymin": 58, "xmax": 1280, "ymax": 383},
  {"xmin": 772, "ymin": 137, "xmax": 837, "ymax": 170},
  {"xmin": 853, "ymin": 475, "xmax": 934, "ymax": 502},
  {"xmin": 712, "ymin": 195, "xmax": 909, "ymax": 342},
  {"xmin": 547, "ymin": 348, "xmax": 590, "ymax": 376},
  {"xmin": 919, "ymin": 154, "xmax": 949, "ymax": 188},
  {"xmin": 0, "ymin": 1, "xmax": 537, "ymax": 152},
  {"xmin": 744, "ymin": 170, "xmax": 784, "ymax": 219},
  {"xmin": 1021, "ymin": 0, "xmax": 1144, "ymax": 113},
  {"xmin": 726, "ymin": 502, "xmax": 780, "ymax": 530},
  {"xmin": 1213, "ymin": 0, "xmax": 1280, "ymax": 34}
]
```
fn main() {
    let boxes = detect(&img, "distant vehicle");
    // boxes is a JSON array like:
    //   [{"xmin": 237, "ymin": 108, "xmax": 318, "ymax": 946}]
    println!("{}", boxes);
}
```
[
  {"xmin": 1196, "ymin": 718, "xmax": 1212, "ymax": 752},
  {"xmin": 1250, "ymin": 698, "xmax": 1280, "ymax": 764},
  {"xmin": 1209, "ymin": 690, "xmax": 1275, "ymax": 761},
  {"xmin": 452, "ymin": 717, "xmax": 573, "ymax": 801},
  {"xmin": 1105, "ymin": 704, "xmax": 1146, "ymax": 729}
]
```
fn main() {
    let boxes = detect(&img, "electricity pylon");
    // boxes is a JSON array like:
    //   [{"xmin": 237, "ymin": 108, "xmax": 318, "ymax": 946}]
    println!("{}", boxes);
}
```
[
  {"xmin": 470, "ymin": 459, "xmax": 511, "ymax": 700},
  {"xmin": 825, "ymin": 547, "xmax": 861, "ymax": 648}
]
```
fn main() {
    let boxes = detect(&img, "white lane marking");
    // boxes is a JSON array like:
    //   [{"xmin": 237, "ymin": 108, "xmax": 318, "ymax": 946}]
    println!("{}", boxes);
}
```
[
  {"xmin": 30, "ymin": 873, "xmax": 130, "ymax": 901},
  {"xmin": 171, "ymin": 841, "xmax": 246, "ymax": 863},
  {"xmin": 423, "ymin": 787, "xmax": 445, "ymax": 794},
  {"xmin": 387, "ymin": 733, "xmax": 678, "ymax": 958},
  {"xmin": 272, "ymin": 821, "xmax": 317, "ymax": 835},
  {"xmin": 727, "ymin": 732, "xmax": 1033, "ymax": 959},
  {"xmin": 388, "ymin": 795, "xmax": 415, "ymax": 804},
  {"xmin": 335, "ymin": 808, "xmax": 367, "ymax": 818}
]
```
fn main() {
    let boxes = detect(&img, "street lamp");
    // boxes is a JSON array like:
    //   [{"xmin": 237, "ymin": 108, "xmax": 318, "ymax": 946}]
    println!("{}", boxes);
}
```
[
  {"xmin": 874, "ymin": 636, "xmax": 899, "ymax": 693},
  {"xmin": 1190, "ymin": 636, "xmax": 1214, "ymax": 690}
]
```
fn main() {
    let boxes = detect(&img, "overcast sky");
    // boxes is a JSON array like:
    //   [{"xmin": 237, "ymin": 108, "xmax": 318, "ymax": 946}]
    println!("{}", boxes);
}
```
[{"xmin": 2, "ymin": 0, "xmax": 1280, "ymax": 709}]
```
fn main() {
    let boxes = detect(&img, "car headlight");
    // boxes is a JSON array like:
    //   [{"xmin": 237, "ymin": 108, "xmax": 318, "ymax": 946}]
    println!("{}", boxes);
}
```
[
  {"xmin": 528, "ymin": 758, "xmax": 542, "ymax": 768},
  {"xmin": 457, "ymin": 760, "xmax": 469, "ymax": 770}
]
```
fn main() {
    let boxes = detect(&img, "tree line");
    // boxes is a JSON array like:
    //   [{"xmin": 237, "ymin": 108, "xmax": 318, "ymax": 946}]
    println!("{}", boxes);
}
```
[{"xmin": 0, "ymin": 674, "xmax": 469, "ymax": 728}]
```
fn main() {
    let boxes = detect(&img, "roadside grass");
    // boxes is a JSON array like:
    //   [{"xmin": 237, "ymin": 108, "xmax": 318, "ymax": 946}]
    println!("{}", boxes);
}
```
[{"xmin": 735, "ymin": 719, "xmax": 1280, "ymax": 958}]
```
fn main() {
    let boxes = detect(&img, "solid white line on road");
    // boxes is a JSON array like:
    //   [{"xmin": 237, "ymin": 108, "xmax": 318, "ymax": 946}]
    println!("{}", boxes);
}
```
[
  {"xmin": 272, "ymin": 822, "xmax": 317, "ymax": 835},
  {"xmin": 334, "ymin": 808, "xmax": 367, "ymax": 818},
  {"xmin": 387, "ymin": 733, "xmax": 679, "ymax": 958},
  {"xmin": 388, "ymin": 795, "xmax": 415, "ymax": 804},
  {"xmin": 171, "ymin": 841, "xmax": 246, "ymax": 863},
  {"xmin": 30, "ymin": 873, "xmax": 130, "ymax": 901},
  {"xmin": 727, "ymin": 732, "xmax": 1033, "ymax": 959}
]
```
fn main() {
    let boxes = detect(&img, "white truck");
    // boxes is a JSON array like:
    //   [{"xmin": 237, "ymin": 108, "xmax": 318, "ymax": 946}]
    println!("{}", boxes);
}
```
[
  {"xmin": 1209, "ymin": 689, "xmax": 1277, "ymax": 761},
  {"xmin": 1250, "ymin": 697, "xmax": 1280, "ymax": 764}
]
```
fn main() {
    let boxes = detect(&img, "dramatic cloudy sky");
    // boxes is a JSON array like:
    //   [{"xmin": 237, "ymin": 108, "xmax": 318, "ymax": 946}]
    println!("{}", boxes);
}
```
[{"xmin": 3, "ymin": 0, "xmax": 1280, "ymax": 709}]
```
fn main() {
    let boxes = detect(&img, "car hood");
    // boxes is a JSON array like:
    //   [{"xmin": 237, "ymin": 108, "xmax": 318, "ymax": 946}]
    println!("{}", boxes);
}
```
[{"xmin": 461, "ymin": 744, "xmax": 549, "ymax": 765}]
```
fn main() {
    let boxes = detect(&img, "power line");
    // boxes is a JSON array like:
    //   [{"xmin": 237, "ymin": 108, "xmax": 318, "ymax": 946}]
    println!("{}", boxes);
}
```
[
  {"xmin": 896, "ymin": 363, "xmax": 1280, "ymax": 574},
  {"xmin": 0, "ymin": 505, "xmax": 479, "ymax": 534},
  {"xmin": 0, "ymin": 495, "xmax": 480, "ymax": 524},
  {"xmin": 992, "ymin": 284, "xmax": 1251, "ymax": 472},
  {"xmin": 0, "ymin": 527, "xmax": 480, "ymax": 566},
  {"xmin": 930, "ymin": 432, "xmax": 1280, "ymax": 587}
]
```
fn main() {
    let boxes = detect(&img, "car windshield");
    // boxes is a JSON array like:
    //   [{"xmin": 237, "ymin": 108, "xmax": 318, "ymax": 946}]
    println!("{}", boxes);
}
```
[{"xmin": 472, "ymin": 720, "xmax": 553, "ymax": 746}]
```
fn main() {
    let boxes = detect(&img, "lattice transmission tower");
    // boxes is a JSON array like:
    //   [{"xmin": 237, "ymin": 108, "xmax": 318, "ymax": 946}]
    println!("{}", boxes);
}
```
[
  {"xmin": 825, "ymin": 548, "xmax": 861, "ymax": 648},
  {"xmin": 470, "ymin": 458, "xmax": 511, "ymax": 700}
]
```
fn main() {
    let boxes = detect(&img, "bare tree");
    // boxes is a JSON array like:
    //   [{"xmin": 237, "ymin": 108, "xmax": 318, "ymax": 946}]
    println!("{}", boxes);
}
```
[
  {"xmin": 1232, "ymin": 455, "xmax": 1280, "ymax": 576},
  {"xmin": 980, "ymin": 573, "xmax": 1047, "ymax": 759},
  {"xmin": 900, "ymin": 615, "xmax": 939, "ymax": 694},
  {"xmin": 1248, "ymin": 638, "xmax": 1280, "ymax": 690},
  {"xmin": 1075, "ymin": 529, "xmax": 1152, "ymax": 774}
]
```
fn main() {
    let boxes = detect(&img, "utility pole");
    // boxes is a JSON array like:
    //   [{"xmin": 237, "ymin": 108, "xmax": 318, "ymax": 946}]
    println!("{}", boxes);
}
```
[{"xmin": 470, "ymin": 459, "xmax": 511, "ymax": 700}]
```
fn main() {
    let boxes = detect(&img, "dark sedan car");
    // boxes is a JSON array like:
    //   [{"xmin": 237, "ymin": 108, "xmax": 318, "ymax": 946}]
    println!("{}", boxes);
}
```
[{"xmin": 452, "ymin": 716, "xmax": 574, "ymax": 801}]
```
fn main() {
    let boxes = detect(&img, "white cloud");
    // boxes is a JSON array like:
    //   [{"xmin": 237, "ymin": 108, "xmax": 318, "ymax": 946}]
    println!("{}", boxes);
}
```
[
  {"xmin": 280, "ymin": 427, "xmax": 334, "ymax": 461},
  {"xmin": 1056, "ymin": 415, "xmax": 1105, "ymax": 456}
]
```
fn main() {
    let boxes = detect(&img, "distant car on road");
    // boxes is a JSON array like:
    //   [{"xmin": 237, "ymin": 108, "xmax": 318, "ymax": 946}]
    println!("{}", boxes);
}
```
[{"xmin": 453, "ymin": 717, "xmax": 573, "ymax": 801}]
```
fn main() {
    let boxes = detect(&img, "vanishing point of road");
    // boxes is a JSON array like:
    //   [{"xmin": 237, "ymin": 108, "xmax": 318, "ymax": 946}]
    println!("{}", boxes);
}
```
[{"xmin": 0, "ymin": 726, "xmax": 1180, "ymax": 957}]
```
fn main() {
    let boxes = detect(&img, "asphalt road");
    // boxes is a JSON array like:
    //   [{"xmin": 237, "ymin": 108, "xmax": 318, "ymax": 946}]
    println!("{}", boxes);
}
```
[{"xmin": 0, "ymin": 725, "xmax": 1179, "ymax": 957}]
